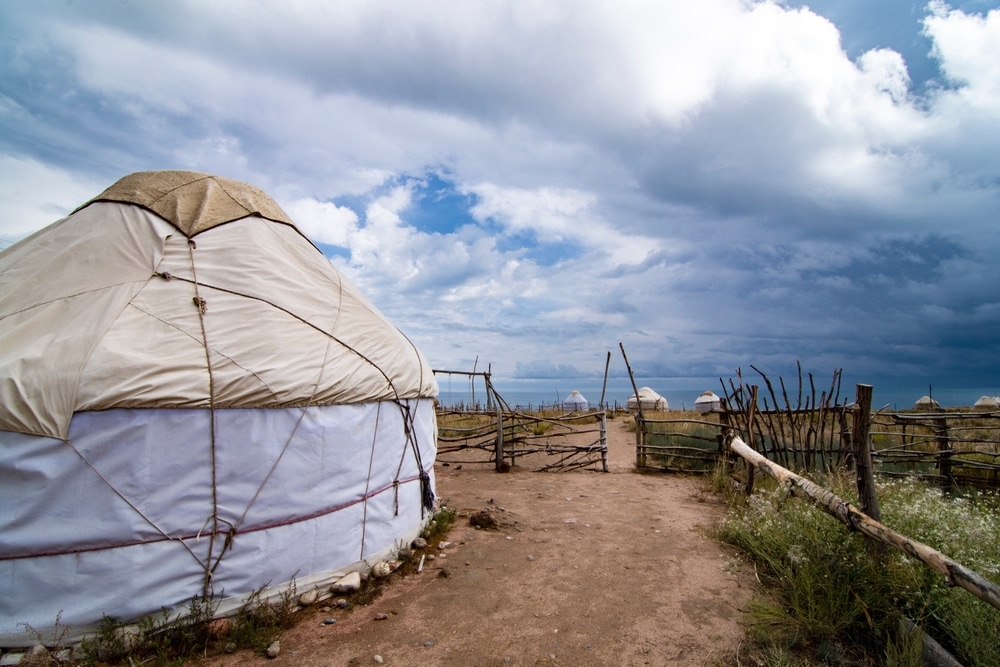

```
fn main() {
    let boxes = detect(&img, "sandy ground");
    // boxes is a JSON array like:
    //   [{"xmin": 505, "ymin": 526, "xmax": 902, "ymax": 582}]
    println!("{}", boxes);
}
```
[{"xmin": 196, "ymin": 416, "xmax": 753, "ymax": 667}]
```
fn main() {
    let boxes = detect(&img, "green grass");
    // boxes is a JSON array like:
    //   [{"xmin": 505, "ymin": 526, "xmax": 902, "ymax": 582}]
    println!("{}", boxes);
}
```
[
  {"xmin": 47, "ymin": 506, "xmax": 461, "ymax": 664},
  {"xmin": 73, "ymin": 582, "xmax": 298, "ymax": 665},
  {"xmin": 717, "ymin": 472, "xmax": 1000, "ymax": 666}
]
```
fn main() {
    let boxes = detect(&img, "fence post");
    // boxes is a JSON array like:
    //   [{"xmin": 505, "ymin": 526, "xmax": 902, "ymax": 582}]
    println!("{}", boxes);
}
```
[
  {"xmin": 934, "ymin": 417, "xmax": 953, "ymax": 493},
  {"xmin": 852, "ymin": 384, "xmax": 881, "ymax": 522},
  {"xmin": 495, "ymin": 409, "xmax": 504, "ymax": 471},
  {"xmin": 600, "ymin": 412, "xmax": 609, "ymax": 472},
  {"xmin": 717, "ymin": 398, "xmax": 729, "ymax": 454},
  {"xmin": 635, "ymin": 414, "xmax": 646, "ymax": 468},
  {"xmin": 745, "ymin": 386, "xmax": 758, "ymax": 495}
]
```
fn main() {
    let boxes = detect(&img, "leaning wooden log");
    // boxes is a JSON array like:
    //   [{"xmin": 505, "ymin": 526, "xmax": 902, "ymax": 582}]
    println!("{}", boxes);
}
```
[
  {"xmin": 898, "ymin": 617, "xmax": 964, "ymax": 667},
  {"xmin": 726, "ymin": 433, "xmax": 1000, "ymax": 613}
]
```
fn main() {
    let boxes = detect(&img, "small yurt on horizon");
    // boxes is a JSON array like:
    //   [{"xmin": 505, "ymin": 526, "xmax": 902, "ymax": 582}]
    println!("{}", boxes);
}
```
[
  {"xmin": 626, "ymin": 387, "xmax": 668, "ymax": 411},
  {"xmin": 0, "ymin": 171, "xmax": 439, "ymax": 646},
  {"xmin": 562, "ymin": 390, "xmax": 589, "ymax": 412},
  {"xmin": 913, "ymin": 395, "xmax": 940, "ymax": 411},
  {"xmin": 973, "ymin": 395, "xmax": 1000, "ymax": 410},
  {"xmin": 693, "ymin": 390, "xmax": 721, "ymax": 413}
]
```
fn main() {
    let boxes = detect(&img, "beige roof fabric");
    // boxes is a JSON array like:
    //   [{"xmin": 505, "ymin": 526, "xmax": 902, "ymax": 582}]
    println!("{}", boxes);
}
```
[
  {"xmin": 83, "ymin": 170, "xmax": 295, "ymax": 236},
  {"xmin": 0, "ymin": 172, "xmax": 437, "ymax": 439}
]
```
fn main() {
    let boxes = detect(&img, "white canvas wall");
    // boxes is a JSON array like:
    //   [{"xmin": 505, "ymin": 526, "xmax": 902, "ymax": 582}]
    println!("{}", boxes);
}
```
[{"xmin": 0, "ymin": 399, "xmax": 436, "ymax": 646}]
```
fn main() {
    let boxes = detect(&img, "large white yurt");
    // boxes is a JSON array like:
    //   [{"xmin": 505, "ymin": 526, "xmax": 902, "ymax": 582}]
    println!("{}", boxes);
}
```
[
  {"xmin": 562, "ymin": 390, "xmax": 589, "ymax": 411},
  {"xmin": 626, "ymin": 387, "xmax": 668, "ymax": 411},
  {"xmin": 0, "ymin": 171, "xmax": 439, "ymax": 646}
]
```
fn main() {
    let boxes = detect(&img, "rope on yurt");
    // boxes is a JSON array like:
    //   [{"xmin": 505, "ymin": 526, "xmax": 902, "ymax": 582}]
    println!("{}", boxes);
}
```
[
  {"xmin": 150, "ymin": 274, "xmax": 437, "ymax": 527},
  {"xmin": 359, "ymin": 400, "xmax": 383, "ymax": 559},
  {"xmin": 61, "ymin": 438, "xmax": 203, "ymax": 565},
  {"xmin": 186, "ymin": 239, "xmax": 221, "ymax": 599},
  {"xmin": 207, "ymin": 337, "xmax": 330, "ymax": 578},
  {"xmin": 391, "ymin": 399, "xmax": 434, "ymax": 516},
  {"xmin": 399, "ymin": 330, "xmax": 435, "ymax": 513}
]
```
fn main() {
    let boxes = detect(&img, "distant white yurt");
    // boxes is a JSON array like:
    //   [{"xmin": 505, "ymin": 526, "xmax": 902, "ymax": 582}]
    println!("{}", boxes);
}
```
[
  {"xmin": 562, "ymin": 390, "xmax": 590, "ymax": 411},
  {"xmin": 0, "ymin": 171, "xmax": 439, "ymax": 646},
  {"xmin": 913, "ymin": 395, "xmax": 940, "ymax": 410},
  {"xmin": 973, "ymin": 396, "xmax": 1000, "ymax": 409},
  {"xmin": 694, "ymin": 391, "xmax": 721, "ymax": 413},
  {"xmin": 626, "ymin": 387, "xmax": 668, "ymax": 411}
]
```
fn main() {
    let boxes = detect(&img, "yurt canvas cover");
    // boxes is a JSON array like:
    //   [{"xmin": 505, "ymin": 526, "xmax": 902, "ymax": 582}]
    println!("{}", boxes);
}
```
[
  {"xmin": 562, "ymin": 390, "xmax": 589, "ymax": 411},
  {"xmin": 693, "ymin": 391, "xmax": 721, "ymax": 413},
  {"xmin": 913, "ymin": 395, "xmax": 940, "ymax": 410},
  {"xmin": 0, "ymin": 171, "xmax": 439, "ymax": 646},
  {"xmin": 626, "ymin": 387, "xmax": 668, "ymax": 411}
]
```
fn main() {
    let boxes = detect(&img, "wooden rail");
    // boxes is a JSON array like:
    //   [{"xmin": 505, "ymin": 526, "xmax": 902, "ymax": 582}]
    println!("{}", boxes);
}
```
[{"xmin": 725, "ymin": 432, "xmax": 1000, "ymax": 613}]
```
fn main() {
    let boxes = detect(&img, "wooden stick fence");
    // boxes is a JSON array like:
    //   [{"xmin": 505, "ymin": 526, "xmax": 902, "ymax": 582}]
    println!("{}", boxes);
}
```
[
  {"xmin": 725, "ymin": 431, "xmax": 1000, "ymax": 613},
  {"xmin": 437, "ymin": 409, "xmax": 609, "ymax": 472},
  {"xmin": 631, "ymin": 366, "xmax": 1000, "ymax": 492}
]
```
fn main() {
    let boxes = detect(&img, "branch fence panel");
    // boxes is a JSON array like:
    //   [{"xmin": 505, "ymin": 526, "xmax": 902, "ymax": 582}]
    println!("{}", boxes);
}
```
[
  {"xmin": 436, "ymin": 409, "xmax": 609, "ymax": 472},
  {"xmin": 633, "ymin": 385, "xmax": 1000, "ymax": 492}
]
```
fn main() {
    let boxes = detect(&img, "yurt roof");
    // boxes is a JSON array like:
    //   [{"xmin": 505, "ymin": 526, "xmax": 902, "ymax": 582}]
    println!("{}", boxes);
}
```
[
  {"xmin": 0, "ymin": 171, "xmax": 437, "ymax": 439},
  {"xmin": 694, "ymin": 391, "xmax": 719, "ymax": 403},
  {"xmin": 84, "ymin": 170, "xmax": 296, "ymax": 237},
  {"xmin": 630, "ymin": 387, "xmax": 663, "ymax": 399}
]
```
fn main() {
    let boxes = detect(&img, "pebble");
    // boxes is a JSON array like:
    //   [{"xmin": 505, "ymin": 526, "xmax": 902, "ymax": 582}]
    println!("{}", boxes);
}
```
[
  {"xmin": 505, "ymin": 536, "xmax": 513, "ymax": 541},
  {"xmin": 374, "ymin": 656, "xmax": 384, "ymax": 664},
  {"xmin": 336, "ymin": 598, "xmax": 350, "ymax": 608},
  {"xmin": 266, "ymin": 640, "xmax": 280, "ymax": 658},
  {"xmin": 412, "ymin": 537, "xmax": 428, "ymax": 549},
  {"xmin": 298, "ymin": 589, "xmax": 319, "ymax": 606},
  {"xmin": 374, "ymin": 613, "xmax": 390, "ymax": 621},
  {"xmin": 331, "ymin": 571, "xmax": 362, "ymax": 593},
  {"xmin": 527, "ymin": 555, "xmax": 534, "ymax": 561},
  {"xmin": 323, "ymin": 617, "xmax": 337, "ymax": 625},
  {"xmin": 207, "ymin": 617, "xmax": 232, "ymax": 638},
  {"xmin": 372, "ymin": 560, "xmax": 391, "ymax": 578},
  {"xmin": 437, "ymin": 541, "xmax": 452, "ymax": 550},
  {"xmin": 424, "ymin": 640, "xmax": 435, "ymax": 646}
]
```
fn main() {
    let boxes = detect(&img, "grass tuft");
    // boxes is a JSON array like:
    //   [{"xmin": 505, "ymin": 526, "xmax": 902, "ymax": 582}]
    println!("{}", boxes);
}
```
[{"xmin": 718, "ymin": 472, "xmax": 1000, "ymax": 666}]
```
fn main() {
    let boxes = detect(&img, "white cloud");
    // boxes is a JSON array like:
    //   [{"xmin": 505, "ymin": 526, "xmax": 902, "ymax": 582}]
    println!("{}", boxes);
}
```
[
  {"xmin": 0, "ymin": 156, "xmax": 104, "ymax": 243},
  {"xmin": 926, "ymin": 1, "xmax": 1000, "ymax": 107},
  {"xmin": 284, "ymin": 198, "xmax": 360, "ymax": 247}
]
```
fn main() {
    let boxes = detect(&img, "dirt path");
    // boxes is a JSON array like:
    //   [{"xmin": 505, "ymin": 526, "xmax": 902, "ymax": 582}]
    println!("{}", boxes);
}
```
[{"xmin": 197, "ymin": 417, "xmax": 752, "ymax": 667}]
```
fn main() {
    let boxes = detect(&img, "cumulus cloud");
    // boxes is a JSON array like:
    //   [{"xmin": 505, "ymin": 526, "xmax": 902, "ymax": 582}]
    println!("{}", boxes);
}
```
[{"xmin": 1, "ymin": 0, "xmax": 999, "ymax": 385}]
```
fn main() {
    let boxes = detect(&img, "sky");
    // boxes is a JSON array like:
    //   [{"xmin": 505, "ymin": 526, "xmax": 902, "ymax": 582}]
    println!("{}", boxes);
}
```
[{"xmin": 2, "ymin": 0, "xmax": 1000, "ymax": 392}]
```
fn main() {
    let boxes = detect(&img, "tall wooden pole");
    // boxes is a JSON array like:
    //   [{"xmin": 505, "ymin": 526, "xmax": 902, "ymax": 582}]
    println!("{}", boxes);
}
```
[
  {"xmin": 745, "ymin": 386, "xmax": 758, "ymax": 495},
  {"xmin": 852, "ymin": 384, "xmax": 880, "ymax": 522},
  {"xmin": 619, "ymin": 342, "xmax": 645, "ymax": 467},
  {"xmin": 599, "ymin": 351, "xmax": 611, "ymax": 410}
]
